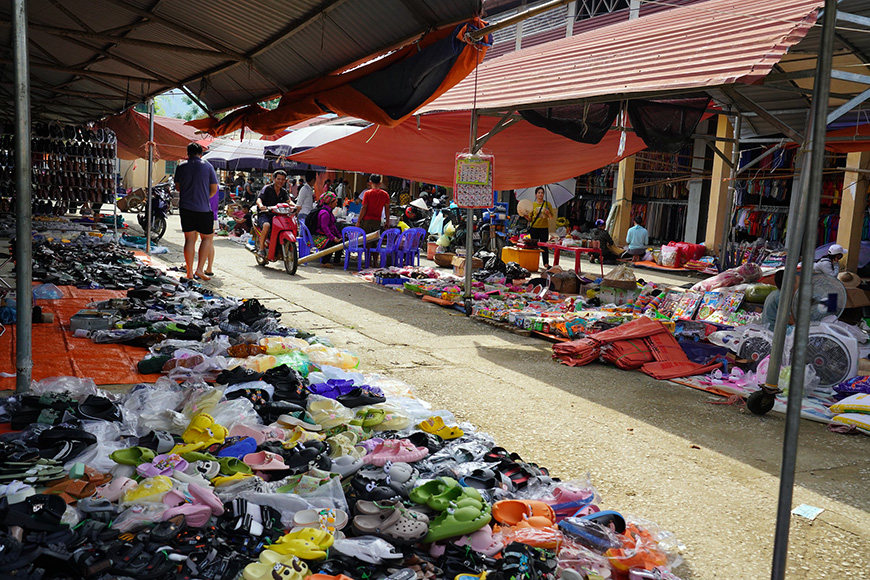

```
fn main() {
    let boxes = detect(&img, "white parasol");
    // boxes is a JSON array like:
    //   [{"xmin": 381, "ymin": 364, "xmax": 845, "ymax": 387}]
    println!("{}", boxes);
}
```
[
  {"xmin": 264, "ymin": 125, "xmax": 366, "ymax": 157},
  {"xmin": 515, "ymin": 178, "xmax": 577, "ymax": 209}
]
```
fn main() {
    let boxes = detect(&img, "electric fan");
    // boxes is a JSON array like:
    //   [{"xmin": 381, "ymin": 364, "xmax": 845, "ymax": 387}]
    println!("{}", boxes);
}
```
[
  {"xmin": 737, "ymin": 327, "xmax": 773, "ymax": 363},
  {"xmin": 791, "ymin": 274, "xmax": 846, "ymax": 322},
  {"xmin": 805, "ymin": 323, "xmax": 858, "ymax": 388}
]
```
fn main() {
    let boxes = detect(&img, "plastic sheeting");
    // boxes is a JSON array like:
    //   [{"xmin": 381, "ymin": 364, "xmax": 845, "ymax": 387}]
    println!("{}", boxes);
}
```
[
  {"xmin": 186, "ymin": 20, "xmax": 492, "ymax": 137},
  {"xmin": 291, "ymin": 111, "xmax": 648, "ymax": 190},
  {"xmin": 0, "ymin": 286, "xmax": 153, "ymax": 389},
  {"xmin": 100, "ymin": 110, "xmax": 212, "ymax": 161}
]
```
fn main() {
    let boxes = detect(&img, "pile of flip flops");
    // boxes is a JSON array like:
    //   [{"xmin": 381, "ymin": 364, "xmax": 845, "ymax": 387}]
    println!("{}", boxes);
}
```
[
  {"xmin": 0, "ymin": 264, "xmax": 686, "ymax": 580},
  {"xmin": 0, "ymin": 383, "xmax": 685, "ymax": 579}
]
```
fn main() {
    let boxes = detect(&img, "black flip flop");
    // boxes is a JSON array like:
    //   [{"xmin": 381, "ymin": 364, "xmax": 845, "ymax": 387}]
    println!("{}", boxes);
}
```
[
  {"xmin": 4, "ymin": 494, "xmax": 68, "ymax": 531},
  {"xmin": 75, "ymin": 395, "xmax": 122, "ymax": 423},
  {"xmin": 138, "ymin": 430, "xmax": 177, "ymax": 454}
]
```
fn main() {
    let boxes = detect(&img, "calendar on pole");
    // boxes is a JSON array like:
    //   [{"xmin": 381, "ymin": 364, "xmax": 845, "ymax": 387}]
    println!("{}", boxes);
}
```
[{"xmin": 454, "ymin": 153, "xmax": 494, "ymax": 209}]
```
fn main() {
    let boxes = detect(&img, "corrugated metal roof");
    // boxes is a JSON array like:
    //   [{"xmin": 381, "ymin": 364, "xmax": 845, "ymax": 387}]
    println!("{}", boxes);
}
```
[
  {"xmin": 0, "ymin": 0, "xmax": 481, "ymax": 123},
  {"xmin": 485, "ymin": 0, "xmax": 703, "ymax": 61},
  {"xmin": 420, "ymin": 0, "xmax": 826, "ymax": 114}
]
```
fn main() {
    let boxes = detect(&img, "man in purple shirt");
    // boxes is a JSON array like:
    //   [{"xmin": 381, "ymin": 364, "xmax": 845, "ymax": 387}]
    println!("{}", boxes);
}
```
[{"xmin": 174, "ymin": 142, "xmax": 218, "ymax": 281}]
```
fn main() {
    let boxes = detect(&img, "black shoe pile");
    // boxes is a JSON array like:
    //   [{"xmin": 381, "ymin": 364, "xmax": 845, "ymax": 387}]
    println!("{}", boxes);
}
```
[
  {"xmin": 262, "ymin": 364, "xmax": 308, "ymax": 403},
  {"xmin": 227, "ymin": 299, "xmax": 278, "ymax": 327}
]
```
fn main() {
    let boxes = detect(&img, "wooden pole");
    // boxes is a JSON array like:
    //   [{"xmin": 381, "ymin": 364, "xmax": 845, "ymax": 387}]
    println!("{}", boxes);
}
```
[
  {"xmin": 298, "ymin": 231, "xmax": 380, "ymax": 264},
  {"xmin": 837, "ymin": 150, "xmax": 870, "ymax": 272}
]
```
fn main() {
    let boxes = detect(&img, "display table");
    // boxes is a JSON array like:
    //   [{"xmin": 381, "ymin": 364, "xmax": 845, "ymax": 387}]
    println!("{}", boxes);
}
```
[{"xmin": 537, "ymin": 242, "xmax": 604, "ymax": 277}]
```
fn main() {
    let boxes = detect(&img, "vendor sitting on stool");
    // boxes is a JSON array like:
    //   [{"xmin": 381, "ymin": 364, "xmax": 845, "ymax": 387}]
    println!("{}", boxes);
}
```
[
  {"xmin": 814, "ymin": 244, "xmax": 845, "ymax": 277},
  {"xmin": 624, "ymin": 215, "xmax": 649, "ymax": 263},
  {"xmin": 590, "ymin": 219, "xmax": 619, "ymax": 264},
  {"xmin": 311, "ymin": 192, "xmax": 343, "ymax": 266}
]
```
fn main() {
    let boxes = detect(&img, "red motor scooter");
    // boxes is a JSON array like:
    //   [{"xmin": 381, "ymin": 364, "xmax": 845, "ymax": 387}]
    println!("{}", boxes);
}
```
[{"xmin": 251, "ymin": 203, "xmax": 299, "ymax": 275}]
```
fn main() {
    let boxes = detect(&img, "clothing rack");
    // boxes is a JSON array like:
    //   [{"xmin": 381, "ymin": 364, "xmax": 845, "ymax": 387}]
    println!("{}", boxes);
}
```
[
  {"xmin": 632, "ymin": 201, "xmax": 686, "ymax": 243},
  {"xmin": 732, "ymin": 207, "xmax": 788, "ymax": 242}
]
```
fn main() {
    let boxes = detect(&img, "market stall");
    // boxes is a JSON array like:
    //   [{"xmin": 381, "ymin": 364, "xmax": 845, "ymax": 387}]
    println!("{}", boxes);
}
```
[{"xmin": 0, "ymin": 231, "xmax": 690, "ymax": 580}]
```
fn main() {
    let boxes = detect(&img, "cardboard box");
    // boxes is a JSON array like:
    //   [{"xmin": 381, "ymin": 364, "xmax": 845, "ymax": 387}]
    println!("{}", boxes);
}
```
[
  {"xmin": 549, "ymin": 271, "xmax": 580, "ymax": 294},
  {"xmin": 452, "ymin": 256, "xmax": 483, "ymax": 277},
  {"xmin": 599, "ymin": 286, "xmax": 640, "ymax": 306},
  {"xmin": 845, "ymin": 287, "xmax": 870, "ymax": 308}
]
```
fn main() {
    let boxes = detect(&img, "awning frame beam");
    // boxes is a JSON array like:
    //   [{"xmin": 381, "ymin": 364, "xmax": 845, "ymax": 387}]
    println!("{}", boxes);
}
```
[
  {"xmin": 0, "ymin": 20, "xmax": 235, "ymax": 59},
  {"xmin": 473, "ymin": 109, "xmax": 520, "ymax": 150},
  {"xmin": 721, "ymin": 86, "xmax": 804, "ymax": 142}
]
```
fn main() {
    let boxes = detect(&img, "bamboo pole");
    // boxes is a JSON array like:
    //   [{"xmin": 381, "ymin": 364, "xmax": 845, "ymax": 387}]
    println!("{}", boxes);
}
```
[{"xmin": 298, "ymin": 231, "xmax": 380, "ymax": 264}]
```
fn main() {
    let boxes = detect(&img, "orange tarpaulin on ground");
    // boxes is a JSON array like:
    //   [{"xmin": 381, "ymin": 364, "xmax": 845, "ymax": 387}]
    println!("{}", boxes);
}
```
[
  {"xmin": 290, "ymin": 110, "xmax": 648, "ymax": 189},
  {"xmin": 101, "ymin": 109, "xmax": 212, "ymax": 161},
  {"xmin": 187, "ymin": 20, "xmax": 491, "ymax": 137},
  {"xmin": 0, "ymin": 286, "xmax": 154, "ymax": 389}
]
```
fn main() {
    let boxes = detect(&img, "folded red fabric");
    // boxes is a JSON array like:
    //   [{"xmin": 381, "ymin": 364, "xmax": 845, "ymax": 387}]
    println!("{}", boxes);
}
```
[
  {"xmin": 600, "ymin": 339, "xmax": 654, "ymax": 370},
  {"xmin": 640, "ymin": 360, "xmax": 722, "ymax": 380}
]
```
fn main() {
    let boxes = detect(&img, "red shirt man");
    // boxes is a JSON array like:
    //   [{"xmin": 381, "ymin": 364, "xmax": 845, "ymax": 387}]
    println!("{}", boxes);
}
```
[{"xmin": 357, "ymin": 173, "xmax": 391, "ymax": 234}]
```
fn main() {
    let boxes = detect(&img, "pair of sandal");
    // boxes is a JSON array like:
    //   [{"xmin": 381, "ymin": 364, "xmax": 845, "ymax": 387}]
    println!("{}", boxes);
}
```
[
  {"xmin": 410, "ymin": 477, "xmax": 493, "ymax": 542},
  {"xmin": 227, "ymin": 343, "xmax": 267, "ymax": 358},
  {"xmin": 492, "ymin": 499, "xmax": 556, "ymax": 528},
  {"xmin": 292, "ymin": 507, "xmax": 349, "ymax": 536},
  {"xmin": 220, "ymin": 498, "xmax": 283, "ymax": 539},
  {"xmin": 326, "ymin": 431, "xmax": 365, "ymax": 460},
  {"xmin": 484, "ymin": 447, "xmax": 551, "ymax": 490},
  {"xmin": 351, "ymin": 499, "xmax": 429, "ymax": 546},
  {"xmin": 268, "ymin": 527, "xmax": 334, "ymax": 560},
  {"xmin": 45, "ymin": 465, "xmax": 111, "ymax": 504},
  {"xmin": 181, "ymin": 413, "xmax": 229, "ymax": 446},
  {"xmin": 419, "ymin": 416, "xmax": 464, "ymax": 440},
  {"xmin": 353, "ymin": 462, "xmax": 419, "ymax": 499},
  {"xmin": 0, "ymin": 458, "xmax": 66, "ymax": 484},
  {"xmin": 244, "ymin": 553, "xmax": 309, "ymax": 580},
  {"xmin": 362, "ymin": 440, "xmax": 428, "ymax": 467}
]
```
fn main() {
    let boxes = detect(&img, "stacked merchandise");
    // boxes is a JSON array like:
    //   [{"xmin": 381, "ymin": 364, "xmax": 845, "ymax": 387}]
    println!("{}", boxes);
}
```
[
  {"xmin": 0, "ymin": 263, "xmax": 688, "ymax": 580},
  {"xmin": 25, "ymin": 124, "xmax": 117, "ymax": 216},
  {"xmin": 829, "ymin": 378, "xmax": 870, "ymax": 433}
]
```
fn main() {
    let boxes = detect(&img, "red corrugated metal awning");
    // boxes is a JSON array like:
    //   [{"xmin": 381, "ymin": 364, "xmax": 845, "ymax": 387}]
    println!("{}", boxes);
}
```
[
  {"xmin": 421, "ymin": 0, "xmax": 823, "ymax": 114},
  {"xmin": 290, "ymin": 111, "xmax": 648, "ymax": 190}
]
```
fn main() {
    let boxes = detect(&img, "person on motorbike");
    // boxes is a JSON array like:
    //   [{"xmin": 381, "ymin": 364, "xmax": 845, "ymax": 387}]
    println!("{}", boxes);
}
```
[
  {"xmin": 311, "ymin": 192, "xmax": 343, "ymax": 266},
  {"xmin": 255, "ymin": 170, "xmax": 292, "ymax": 256}
]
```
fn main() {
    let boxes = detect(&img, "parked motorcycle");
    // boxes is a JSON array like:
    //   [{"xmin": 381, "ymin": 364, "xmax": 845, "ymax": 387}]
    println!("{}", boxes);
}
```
[
  {"xmin": 137, "ymin": 182, "xmax": 173, "ymax": 241},
  {"xmin": 250, "ymin": 203, "xmax": 299, "ymax": 275},
  {"xmin": 399, "ymin": 198, "xmax": 431, "ymax": 234}
]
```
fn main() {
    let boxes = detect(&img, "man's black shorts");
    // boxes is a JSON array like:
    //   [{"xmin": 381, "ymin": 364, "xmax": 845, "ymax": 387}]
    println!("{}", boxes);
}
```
[
  {"xmin": 180, "ymin": 208, "xmax": 214, "ymax": 235},
  {"xmin": 256, "ymin": 213, "xmax": 273, "ymax": 229}
]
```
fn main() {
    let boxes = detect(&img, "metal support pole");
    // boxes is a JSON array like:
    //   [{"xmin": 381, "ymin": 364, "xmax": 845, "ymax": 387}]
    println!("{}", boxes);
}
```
[
  {"xmin": 464, "ymin": 110, "xmax": 480, "ymax": 313},
  {"xmin": 12, "ymin": 0, "xmax": 32, "ymax": 394},
  {"xmin": 717, "ymin": 112, "xmax": 741, "ymax": 267},
  {"xmin": 764, "ymin": 145, "xmax": 813, "ymax": 392},
  {"xmin": 146, "ymin": 99, "xmax": 154, "ymax": 254},
  {"xmin": 771, "ymin": 1, "xmax": 837, "ymax": 578},
  {"xmin": 764, "ymin": 153, "xmax": 807, "ymax": 391}
]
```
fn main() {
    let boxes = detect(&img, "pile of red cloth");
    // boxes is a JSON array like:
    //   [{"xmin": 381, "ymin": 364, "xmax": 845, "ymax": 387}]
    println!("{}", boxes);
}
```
[{"xmin": 553, "ymin": 317, "xmax": 721, "ymax": 379}]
